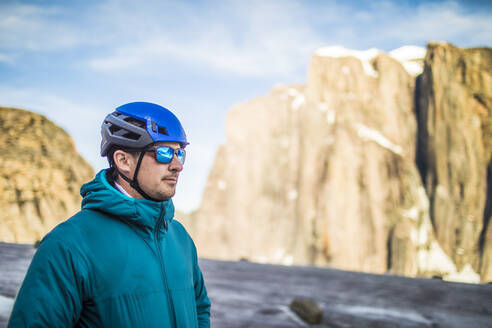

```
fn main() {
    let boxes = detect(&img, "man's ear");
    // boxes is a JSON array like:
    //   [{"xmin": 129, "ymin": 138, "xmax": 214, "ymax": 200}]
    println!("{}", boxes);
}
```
[{"xmin": 113, "ymin": 150, "xmax": 135, "ymax": 175}]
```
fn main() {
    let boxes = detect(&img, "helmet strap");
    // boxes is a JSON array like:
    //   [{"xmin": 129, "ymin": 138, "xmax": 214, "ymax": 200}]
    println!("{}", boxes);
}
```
[{"xmin": 116, "ymin": 151, "xmax": 161, "ymax": 202}]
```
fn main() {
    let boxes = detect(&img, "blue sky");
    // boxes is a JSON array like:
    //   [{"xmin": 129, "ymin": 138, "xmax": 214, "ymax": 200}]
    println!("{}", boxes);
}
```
[{"xmin": 1, "ymin": 0, "xmax": 491, "ymax": 212}]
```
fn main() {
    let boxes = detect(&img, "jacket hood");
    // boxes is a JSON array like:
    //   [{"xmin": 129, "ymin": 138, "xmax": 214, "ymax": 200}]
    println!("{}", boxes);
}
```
[{"xmin": 80, "ymin": 170, "xmax": 174, "ymax": 233}]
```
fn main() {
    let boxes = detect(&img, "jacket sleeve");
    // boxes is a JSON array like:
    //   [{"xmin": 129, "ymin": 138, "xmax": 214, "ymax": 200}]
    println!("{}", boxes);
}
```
[
  {"xmin": 8, "ymin": 235, "xmax": 87, "ymax": 327},
  {"xmin": 191, "ymin": 242, "xmax": 211, "ymax": 328}
]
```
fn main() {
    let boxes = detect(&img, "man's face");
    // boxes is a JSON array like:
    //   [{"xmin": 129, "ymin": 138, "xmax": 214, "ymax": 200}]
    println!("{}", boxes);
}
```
[{"xmin": 135, "ymin": 141, "xmax": 184, "ymax": 201}]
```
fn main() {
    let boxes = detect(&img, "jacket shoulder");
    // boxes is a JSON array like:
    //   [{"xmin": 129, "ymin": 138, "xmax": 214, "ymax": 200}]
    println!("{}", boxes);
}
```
[
  {"xmin": 42, "ymin": 209, "xmax": 115, "ymax": 245},
  {"xmin": 170, "ymin": 219, "xmax": 193, "ymax": 240}
]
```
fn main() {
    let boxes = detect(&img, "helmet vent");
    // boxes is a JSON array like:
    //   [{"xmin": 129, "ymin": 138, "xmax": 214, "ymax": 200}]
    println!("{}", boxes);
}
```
[
  {"xmin": 109, "ymin": 125, "xmax": 121, "ymax": 134},
  {"xmin": 122, "ymin": 131, "xmax": 140, "ymax": 140},
  {"xmin": 158, "ymin": 126, "xmax": 169, "ymax": 135},
  {"xmin": 123, "ymin": 117, "xmax": 146, "ymax": 129}
]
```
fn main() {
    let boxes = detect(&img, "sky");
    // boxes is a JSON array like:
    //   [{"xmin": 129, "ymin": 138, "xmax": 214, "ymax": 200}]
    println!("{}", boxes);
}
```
[{"xmin": 0, "ymin": 0, "xmax": 491, "ymax": 213}]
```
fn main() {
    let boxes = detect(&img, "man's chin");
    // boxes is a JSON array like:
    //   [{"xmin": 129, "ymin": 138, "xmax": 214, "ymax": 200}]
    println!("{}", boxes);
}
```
[{"xmin": 155, "ymin": 188, "xmax": 176, "ymax": 201}]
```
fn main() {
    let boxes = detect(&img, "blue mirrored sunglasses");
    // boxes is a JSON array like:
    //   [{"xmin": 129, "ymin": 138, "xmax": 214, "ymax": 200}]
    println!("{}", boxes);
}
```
[{"xmin": 145, "ymin": 146, "xmax": 186, "ymax": 164}]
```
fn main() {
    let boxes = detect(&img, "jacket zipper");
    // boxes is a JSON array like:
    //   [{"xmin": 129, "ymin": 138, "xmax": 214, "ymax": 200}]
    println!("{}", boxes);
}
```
[{"xmin": 154, "ymin": 204, "xmax": 177, "ymax": 328}]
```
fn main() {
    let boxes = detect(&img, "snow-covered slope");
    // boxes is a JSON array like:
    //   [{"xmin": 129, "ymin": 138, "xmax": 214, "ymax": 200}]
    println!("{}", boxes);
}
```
[
  {"xmin": 389, "ymin": 45, "xmax": 426, "ymax": 75},
  {"xmin": 315, "ymin": 46, "xmax": 381, "ymax": 77},
  {"xmin": 315, "ymin": 45, "xmax": 426, "ymax": 76}
]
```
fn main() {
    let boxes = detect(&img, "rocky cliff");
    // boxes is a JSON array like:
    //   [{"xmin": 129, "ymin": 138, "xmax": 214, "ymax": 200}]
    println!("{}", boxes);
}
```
[
  {"xmin": 188, "ymin": 43, "xmax": 491, "ymax": 283},
  {"xmin": 0, "ymin": 107, "xmax": 94, "ymax": 243},
  {"xmin": 416, "ymin": 43, "xmax": 492, "ymax": 281}
]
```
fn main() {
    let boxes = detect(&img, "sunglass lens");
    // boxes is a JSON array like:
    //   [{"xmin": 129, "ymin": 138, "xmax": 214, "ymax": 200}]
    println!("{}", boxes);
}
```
[
  {"xmin": 155, "ymin": 147, "xmax": 174, "ymax": 163},
  {"xmin": 176, "ymin": 149, "xmax": 186, "ymax": 164}
]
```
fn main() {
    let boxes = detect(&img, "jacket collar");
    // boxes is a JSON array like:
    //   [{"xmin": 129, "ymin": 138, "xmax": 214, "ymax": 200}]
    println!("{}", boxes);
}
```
[{"xmin": 80, "ymin": 170, "xmax": 174, "ymax": 234}]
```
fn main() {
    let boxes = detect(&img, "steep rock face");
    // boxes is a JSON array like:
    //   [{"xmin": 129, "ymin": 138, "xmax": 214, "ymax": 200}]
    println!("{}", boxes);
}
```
[
  {"xmin": 190, "ymin": 86, "xmax": 305, "ymax": 263},
  {"xmin": 298, "ymin": 52, "xmax": 422, "ymax": 274},
  {"xmin": 0, "ymin": 107, "xmax": 94, "ymax": 243},
  {"xmin": 416, "ymin": 43, "xmax": 492, "ymax": 280},
  {"xmin": 191, "ymin": 43, "xmax": 490, "ymax": 282},
  {"xmin": 191, "ymin": 49, "xmax": 444, "ymax": 278}
]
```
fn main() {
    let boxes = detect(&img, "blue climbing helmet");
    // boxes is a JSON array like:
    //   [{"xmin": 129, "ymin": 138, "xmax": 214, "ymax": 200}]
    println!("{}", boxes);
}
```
[
  {"xmin": 101, "ymin": 101, "xmax": 188, "ymax": 157},
  {"xmin": 100, "ymin": 102, "xmax": 188, "ymax": 202}
]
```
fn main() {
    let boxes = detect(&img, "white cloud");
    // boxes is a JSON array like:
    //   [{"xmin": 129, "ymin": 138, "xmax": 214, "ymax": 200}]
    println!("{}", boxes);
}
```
[
  {"xmin": 85, "ymin": 0, "xmax": 492, "ymax": 77},
  {"xmin": 0, "ymin": 0, "xmax": 490, "ymax": 76},
  {"xmin": 0, "ymin": 53, "xmax": 13, "ymax": 64},
  {"xmin": 87, "ymin": 0, "xmax": 323, "ymax": 78},
  {"xmin": 0, "ymin": 4, "xmax": 83, "ymax": 51}
]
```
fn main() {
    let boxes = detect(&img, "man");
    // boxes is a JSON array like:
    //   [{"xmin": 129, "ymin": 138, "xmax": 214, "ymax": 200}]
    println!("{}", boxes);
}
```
[{"xmin": 8, "ymin": 102, "xmax": 211, "ymax": 327}]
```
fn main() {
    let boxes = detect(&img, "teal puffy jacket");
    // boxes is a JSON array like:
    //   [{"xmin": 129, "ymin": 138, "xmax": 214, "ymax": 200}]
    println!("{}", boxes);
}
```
[{"xmin": 8, "ymin": 170, "xmax": 211, "ymax": 327}]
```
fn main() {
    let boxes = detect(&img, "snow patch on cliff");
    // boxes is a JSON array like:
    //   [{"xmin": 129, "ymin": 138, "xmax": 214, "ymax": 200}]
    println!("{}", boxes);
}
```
[
  {"xmin": 314, "ymin": 45, "xmax": 426, "ymax": 77},
  {"xmin": 273, "ymin": 248, "xmax": 294, "ymax": 266},
  {"xmin": 287, "ymin": 88, "xmax": 301, "ymax": 97},
  {"xmin": 417, "ymin": 241, "xmax": 480, "ymax": 284},
  {"xmin": 291, "ymin": 95, "xmax": 305, "ymax": 111},
  {"xmin": 315, "ymin": 46, "xmax": 380, "ymax": 78},
  {"xmin": 355, "ymin": 123, "xmax": 404, "ymax": 156},
  {"xmin": 446, "ymin": 264, "xmax": 480, "ymax": 284},
  {"xmin": 217, "ymin": 180, "xmax": 227, "ymax": 190},
  {"xmin": 389, "ymin": 45, "xmax": 426, "ymax": 76},
  {"xmin": 287, "ymin": 189, "xmax": 298, "ymax": 200}
]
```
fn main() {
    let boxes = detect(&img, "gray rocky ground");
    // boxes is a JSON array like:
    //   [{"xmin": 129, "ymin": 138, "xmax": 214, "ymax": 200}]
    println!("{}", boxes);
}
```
[{"xmin": 1, "ymin": 242, "xmax": 491, "ymax": 327}]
